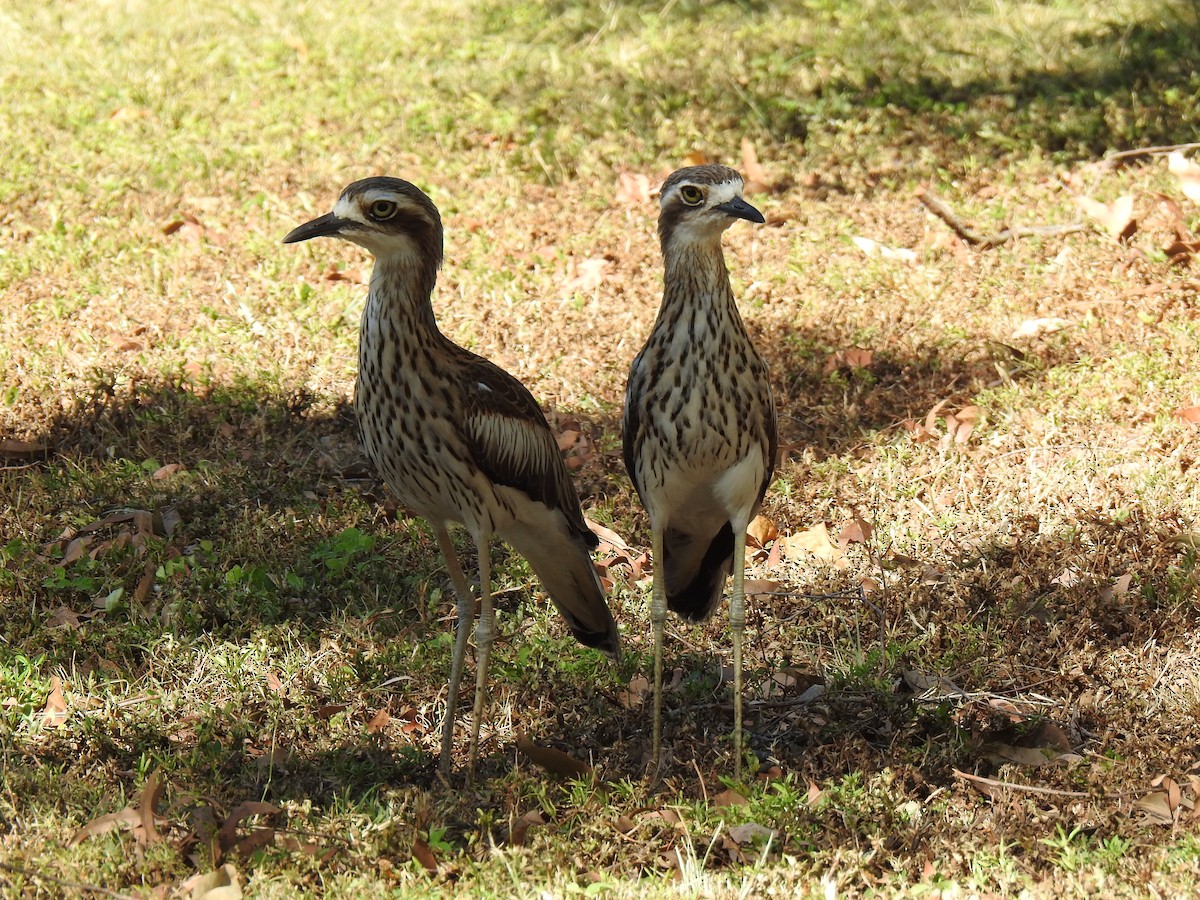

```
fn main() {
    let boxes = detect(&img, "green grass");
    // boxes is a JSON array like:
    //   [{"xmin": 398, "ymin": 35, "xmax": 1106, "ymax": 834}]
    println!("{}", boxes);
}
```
[{"xmin": 4, "ymin": 0, "xmax": 1200, "ymax": 895}]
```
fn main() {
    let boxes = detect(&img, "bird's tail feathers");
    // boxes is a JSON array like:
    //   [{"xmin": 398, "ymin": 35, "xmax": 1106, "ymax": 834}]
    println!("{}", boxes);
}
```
[
  {"xmin": 503, "ymin": 523, "xmax": 621, "ymax": 659},
  {"xmin": 663, "ymin": 523, "xmax": 733, "ymax": 622}
]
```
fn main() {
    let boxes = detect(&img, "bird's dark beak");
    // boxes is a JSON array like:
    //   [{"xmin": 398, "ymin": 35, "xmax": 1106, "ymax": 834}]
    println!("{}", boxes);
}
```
[
  {"xmin": 714, "ymin": 196, "xmax": 765, "ymax": 224},
  {"xmin": 282, "ymin": 212, "xmax": 346, "ymax": 244}
]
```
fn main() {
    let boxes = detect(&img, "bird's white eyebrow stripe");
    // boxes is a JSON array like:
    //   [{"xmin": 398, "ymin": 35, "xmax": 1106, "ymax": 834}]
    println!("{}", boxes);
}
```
[
  {"xmin": 701, "ymin": 181, "xmax": 742, "ymax": 205},
  {"xmin": 664, "ymin": 179, "xmax": 743, "ymax": 208},
  {"xmin": 333, "ymin": 191, "xmax": 430, "ymax": 224}
]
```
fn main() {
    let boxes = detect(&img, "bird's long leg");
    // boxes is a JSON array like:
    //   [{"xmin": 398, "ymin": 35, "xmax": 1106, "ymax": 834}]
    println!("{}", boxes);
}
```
[
  {"xmin": 467, "ymin": 534, "xmax": 494, "ymax": 780},
  {"xmin": 729, "ymin": 518, "xmax": 749, "ymax": 782},
  {"xmin": 436, "ymin": 526, "xmax": 475, "ymax": 774},
  {"xmin": 650, "ymin": 524, "xmax": 667, "ymax": 779}
]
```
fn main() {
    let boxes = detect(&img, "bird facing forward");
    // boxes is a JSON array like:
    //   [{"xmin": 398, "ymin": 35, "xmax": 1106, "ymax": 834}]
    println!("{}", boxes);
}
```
[
  {"xmin": 284, "ymin": 177, "xmax": 620, "ymax": 777},
  {"xmin": 622, "ymin": 165, "xmax": 776, "ymax": 780}
]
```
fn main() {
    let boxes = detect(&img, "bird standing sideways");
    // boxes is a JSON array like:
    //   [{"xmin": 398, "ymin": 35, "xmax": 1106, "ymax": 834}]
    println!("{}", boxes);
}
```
[
  {"xmin": 284, "ymin": 177, "xmax": 620, "ymax": 777},
  {"xmin": 622, "ymin": 165, "xmax": 777, "ymax": 779}
]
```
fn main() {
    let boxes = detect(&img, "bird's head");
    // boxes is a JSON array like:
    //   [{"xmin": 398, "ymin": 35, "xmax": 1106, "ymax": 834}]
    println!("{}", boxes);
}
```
[
  {"xmin": 283, "ymin": 176, "xmax": 443, "ymax": 269},
  {"xmin": 657, "ymin": 165, "xmax": 764, "ymax": 253}
]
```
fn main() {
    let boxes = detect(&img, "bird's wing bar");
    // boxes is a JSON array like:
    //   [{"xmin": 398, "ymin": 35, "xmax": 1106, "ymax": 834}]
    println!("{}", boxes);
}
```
[{"xmin": 458, "ymin": 356, "xmax": 594, "ymax": 541}]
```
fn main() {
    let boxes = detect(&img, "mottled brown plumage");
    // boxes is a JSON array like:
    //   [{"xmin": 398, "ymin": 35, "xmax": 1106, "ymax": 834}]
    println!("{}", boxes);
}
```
[
  {"xmin": 285, "ymin": 177, "xmax": 620, "ymax": 777},
  {"xmin": 622, "ymin": 164, "xmax": 776, "ymax": 779}
]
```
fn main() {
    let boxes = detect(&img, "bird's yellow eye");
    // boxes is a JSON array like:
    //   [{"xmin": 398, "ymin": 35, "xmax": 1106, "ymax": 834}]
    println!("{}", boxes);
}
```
[
  {"xmin": 679, "ymin": 185, "xmax": 704, "ymax": 206},
  {"xmin": 369, "ymin": 199, "xmax": 399, "ymax": 220}
]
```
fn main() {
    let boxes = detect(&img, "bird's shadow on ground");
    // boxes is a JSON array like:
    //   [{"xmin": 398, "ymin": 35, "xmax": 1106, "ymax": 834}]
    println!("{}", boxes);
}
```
[{"xmin": 7, "ymin": 320, "xmax": 1196, "ymax": 797}]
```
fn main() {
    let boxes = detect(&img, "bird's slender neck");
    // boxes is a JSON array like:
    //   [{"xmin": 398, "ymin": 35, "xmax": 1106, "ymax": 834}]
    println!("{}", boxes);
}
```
[
  {"xmin": 656, "ymin": 240, "xmax": 744, "ymax": 330},
  {"xmin": 365, "ymin": 252, "xmax": 442, "ymax": 338}
]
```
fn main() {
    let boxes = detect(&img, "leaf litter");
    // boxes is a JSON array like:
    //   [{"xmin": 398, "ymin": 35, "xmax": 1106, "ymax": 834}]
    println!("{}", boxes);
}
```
[{"xmin": 5, "ymin": 49, "xmax": 1200, "ymax": 893}]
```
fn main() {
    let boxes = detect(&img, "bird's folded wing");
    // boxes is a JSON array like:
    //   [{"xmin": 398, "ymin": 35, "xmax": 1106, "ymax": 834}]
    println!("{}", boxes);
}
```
[{"xmin": 459, "ymin": 359, "xmax": 592, "ymax": 538}]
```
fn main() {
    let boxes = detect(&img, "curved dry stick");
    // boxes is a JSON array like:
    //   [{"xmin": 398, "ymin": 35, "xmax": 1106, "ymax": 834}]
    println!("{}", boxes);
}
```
[{"xmin": 915, "ymin": 187, "xmax": 1087, "ymax": 248}]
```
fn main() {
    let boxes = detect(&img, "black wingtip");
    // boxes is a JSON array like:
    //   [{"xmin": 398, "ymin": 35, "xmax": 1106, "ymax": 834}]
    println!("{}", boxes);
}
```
[{"xmin": 571, "ymin": 623, "xmax": 622, "ymax": 661}]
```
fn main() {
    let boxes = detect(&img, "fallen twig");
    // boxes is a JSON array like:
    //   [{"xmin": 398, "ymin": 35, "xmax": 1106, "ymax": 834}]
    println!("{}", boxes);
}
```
[
  {"xmin": 915, "ymin": 187, "xmax": 1086, "ymax": 247},
  {"xmin": 1100, "ymin": 141, "xmax": 1200, "ymax": 165},
  {"xmin": 1085, "ymin": 142, "xmax": 1200, "ymax": 195},
  {"xmin": 953, "ymin": 769, "xmax": 1145, "ymax": 800}
]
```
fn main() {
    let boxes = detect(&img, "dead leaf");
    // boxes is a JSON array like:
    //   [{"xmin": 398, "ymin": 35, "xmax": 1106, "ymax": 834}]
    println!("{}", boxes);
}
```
[
  {"xmin": 60, "ymin": 535, "xmax": 91, "ymax": 567},
  {"xmin": 743, "ymin": 579, "xmax": 783, "ymax": 599},
  {"xmin": 616, "ymin": 172, "xmax": 653, "ymax": 205},
  {"xmin": 48, "ymin": 606, "xmax": 82, "ymax": 630},
  {"xmin": 109, "ymin": 106, "xmax": 149, "ymax": 121},
  {"xmin": 561, "ymin": 256, "xmax": 610, "ymax": 293},
  {"xmin": 1174, "ymin": 406, "xmax": 1200, "ymax": 424},
  {"xmin": 942, "ymin": 405, "xmax": 981, "ymax": 447},
  {"xmin": 714, "ymin": 788, "xmax": 748, "ymax": 807},
  {"xmin": 614, "ymin": 814, "xmax": 637, "ymax": 834},
  {"xmin": 1074, "ymin": 194, "xmax": 1136, "ymax": 241},
  {"xmin": 1168, "ymin": 151, "xmax": 1200, "ymax": 203},
  {"xmin": 617, "ymin": 674, "xmax": 651, "ymax": 709},
  {"xmin": 850, "ymin": 235, "xmax": 917, "ymax": 262},
  {"xmin": 158, "ymin": 507, "xmax": 183, "ymax": 539},
  {"xmin": 323, "ymin": 264, "xmax": 368, "ymax": 284},
  {"xmin": 1165, "ymin": 238, "xmax": 1200, "ymax": 265},
  {"xmin": 515, "ymin": 733, "xmax": 592, "ymax": 778},
  {"xmin": 185, "ymin": 864, "xmax": 242, "ymax": 900},
  {"xmin": 41, "ymin": 676, "xmax": 68, "ymax": 728},
  {"xmin": 639, "ymin": 808, "xmax": 681, "ymax": 826},
  {"xmin": 727, "ymin": 822, "xmax": 778, "ymax": 845},
  {"xmin": 682, "ymin": 150, "xmax": 709, "ymax": 168},
  {"xmin": 1051, "ymin": 566, "xmax": 1083, "ymax": 588},
  {"xmin": 70, "ymin": 807, "xmax": 140, "ymax": 846},
  {"xmin": 412, "ymin": 837, "xmax": 438, "ymax": 872},
  {"xmin": 746, "ymin": 514, "xmax": 778, "ymax": 548},
  {"xmin": 134, "ymin": 563, "xmax": 156, "ymax": 605},
  {"xmin": 508, "ymin": 809, "xmax": 546, "ymax": 846},
  {"xmin": 1134, "ymin": 787, "xmax": 1180, "ymax": 826},
  {"xmin": 823, "ymin": 347, "xmax": 874, "ymax": 374},
  {"xmin": 151, "ymin": 463, "xmax": 185, "ymax": 480},
  {"xmin": 982, "ymin": 741, "xmax": 1080, "ymax": 767},
  {"xmin": 137, "ymin": 770, "xmax": 165, "ymax": 846},
  {"xmin": 838, "ymin": 517, "xmax": 874, "ymax": 547},
  {"xmin": 162, "ymin": 213, "xmax": 206, "ymax": 242},
  {"xmin": 366, "ymin": 709, "xmax": 390, "ymax": 733},
  {"xmin": 764, "ymin": 539, "xmax": 783, "ymax": 569},
  {"xmin": 780, "ymin": 523, "xmax": 846, "ymax": 567},
  {"xmin": 283, "ymin": 34, "xmax": 308, "ymax": 62},
  {"xmin": 1012, "ymin": 317, "xmax": 1072, "ymax": 339},
  {"xmin": 228, "ymin": 828, "xmax": 274, "ymax": 858},
  {"xmin": 740, "ymin": 137, "xmax": 769, "ymax": 194},
  {"xmin": 555, "ymin": 429, "xmax": 580, "ymax": 452},
  {"xmin": 218, "ymin": 802, "xmax": 281, "ymax": 855},
  {"xmin": 316, "ymin": 703, "xmax": 348, "ymax": 719},
  {"xmin": 807, "ymin": 780, "xmax": 823, "ymax": 804},
  {"xmin": 1099, "ymin": 572, "xmax": 1134, "ymax": 603},
  {"xmin": 903, "ymin": 670, "xmax": 969, "ymax": 699},
  {"xmin": 585, "ymin": 517, "xmax": 632, "ymax": 552}
]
